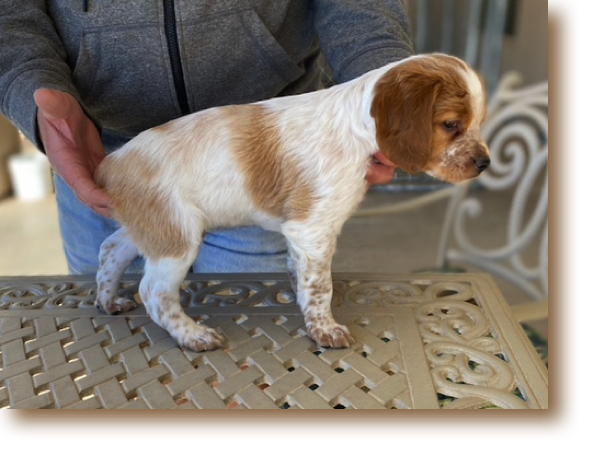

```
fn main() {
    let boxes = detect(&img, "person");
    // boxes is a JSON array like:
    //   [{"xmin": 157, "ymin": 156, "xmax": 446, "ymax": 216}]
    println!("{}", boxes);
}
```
[{"xmin": 0, "ymin": 1, "xmax": 414, "ymax": 275}]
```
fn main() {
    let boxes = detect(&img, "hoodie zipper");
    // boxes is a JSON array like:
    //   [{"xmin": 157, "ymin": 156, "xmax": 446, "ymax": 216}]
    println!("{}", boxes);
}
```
[{"xmin": 163, "ymin": 0, "xmax": 190, "ymax": 115}]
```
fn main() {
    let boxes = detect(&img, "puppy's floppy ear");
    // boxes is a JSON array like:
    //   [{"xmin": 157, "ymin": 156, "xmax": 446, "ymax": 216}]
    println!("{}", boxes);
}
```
[{"xmin": 370, "ymin": 60, "xmax": 441, "ymax": 173}]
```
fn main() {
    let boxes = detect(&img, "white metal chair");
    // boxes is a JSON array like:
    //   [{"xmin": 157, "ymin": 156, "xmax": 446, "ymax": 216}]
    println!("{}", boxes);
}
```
[{"xmin": 437, "ymin": 74, "xmax": 548, "ymax": 322}]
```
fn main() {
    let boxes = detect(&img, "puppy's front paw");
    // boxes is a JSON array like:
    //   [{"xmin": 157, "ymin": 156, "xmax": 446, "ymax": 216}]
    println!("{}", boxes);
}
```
[
  {"xmin": 95, "ymin": 297, "xmax": 138, "ymax": 315},
  {"xmin": 307, "ymin": 322, "xmax": 354, "ymax": 349},
  {"xmin": 177, "ymin": 324, "xmax": 224, "ymax": 352}
]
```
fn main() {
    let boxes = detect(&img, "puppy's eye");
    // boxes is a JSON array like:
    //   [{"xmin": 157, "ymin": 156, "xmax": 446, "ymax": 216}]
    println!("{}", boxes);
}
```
[{"xmin": 443, "ymin": 120, "xmax": 458, "ymax": 132}]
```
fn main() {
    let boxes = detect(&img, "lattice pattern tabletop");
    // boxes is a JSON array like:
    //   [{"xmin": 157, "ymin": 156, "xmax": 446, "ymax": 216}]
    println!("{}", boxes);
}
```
[{"xmin": 0, "ymin": 273, "xmax": 548, "ymax": 409}]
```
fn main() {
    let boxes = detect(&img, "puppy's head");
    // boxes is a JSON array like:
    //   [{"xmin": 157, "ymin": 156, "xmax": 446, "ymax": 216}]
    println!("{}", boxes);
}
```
[{"xmin": 370, "ymin": 54, "xmax": 490, "ymax": 184}]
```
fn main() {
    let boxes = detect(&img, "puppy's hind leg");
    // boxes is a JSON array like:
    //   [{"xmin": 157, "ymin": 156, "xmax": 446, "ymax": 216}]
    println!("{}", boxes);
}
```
[
  {"xmin": 95, "ymin": 228, "xmax": 140, "ymax": 315},
  {"xmin": 140, "ymin": 246, "xmax": 224, "ymax": 352}
]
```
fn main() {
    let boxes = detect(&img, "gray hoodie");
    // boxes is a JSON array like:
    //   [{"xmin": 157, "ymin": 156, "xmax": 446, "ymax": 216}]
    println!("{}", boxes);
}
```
[{"xmin": 0, "ymin": 0, "xmax": 413, "ymax": 151}]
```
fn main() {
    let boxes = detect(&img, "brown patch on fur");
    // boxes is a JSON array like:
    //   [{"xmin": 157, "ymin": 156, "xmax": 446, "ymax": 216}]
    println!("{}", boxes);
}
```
[
  {"xmin": 370, "ymin": 55, "xmax": 474, "ymax": 174},
  {"xmin": 95, "ymin": 155, "xmax": 189, "ymax": 260},
  {"xmin": 228, "ymin": 105, "xmax": 314, "ymax": 221},
  {"xmin": 152, "ymin": 119, "xmax": 177, "ymax": 134}
]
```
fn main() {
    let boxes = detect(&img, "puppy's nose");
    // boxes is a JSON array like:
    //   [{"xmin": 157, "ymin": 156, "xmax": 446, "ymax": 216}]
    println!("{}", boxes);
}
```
[{"xmin": 474, "ymin": 156, "xmax": 490, "ymax": 173}]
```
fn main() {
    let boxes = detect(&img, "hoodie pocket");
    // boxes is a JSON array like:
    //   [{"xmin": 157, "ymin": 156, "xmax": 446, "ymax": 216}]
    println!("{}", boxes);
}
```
[
  {"xmin": 71, "ymin": 23, "xmax": 180, "ymax": 137},
  {"xmin": 180, "ymin": 7, "xmax": 305, "ymax": 111}
]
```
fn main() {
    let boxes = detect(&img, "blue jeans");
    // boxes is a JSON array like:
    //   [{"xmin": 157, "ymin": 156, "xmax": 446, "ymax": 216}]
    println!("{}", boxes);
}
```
[{"xmin": 54, "ymin": 175, "xmax": 288, "ymax": 275}]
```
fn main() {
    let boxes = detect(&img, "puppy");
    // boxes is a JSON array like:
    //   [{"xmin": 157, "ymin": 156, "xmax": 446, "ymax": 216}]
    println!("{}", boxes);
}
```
[{"xmin": 94, "ymin": 54, "xmax": 490, "ymax": 352}]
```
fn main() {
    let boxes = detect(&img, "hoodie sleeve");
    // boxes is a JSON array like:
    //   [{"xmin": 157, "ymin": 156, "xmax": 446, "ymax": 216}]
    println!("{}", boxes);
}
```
[
  {"xmin": 0, "ymin": 0, "xmax": 91, "ymax": 150},
  {"xmin": 313, "ymin": 0, "xmax": 415, "ymax": 83}
]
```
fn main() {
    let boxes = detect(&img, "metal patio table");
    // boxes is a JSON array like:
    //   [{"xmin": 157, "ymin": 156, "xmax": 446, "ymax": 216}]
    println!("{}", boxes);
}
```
[{"xmin": 0, "ymin": 273, "xmax": 548, "ymax": 409}]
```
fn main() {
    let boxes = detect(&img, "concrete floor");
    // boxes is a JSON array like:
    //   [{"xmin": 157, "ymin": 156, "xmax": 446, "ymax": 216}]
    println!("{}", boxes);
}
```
[{"xmin": 0, "ymin": 185, "xmax": 548, "ymax": 340}]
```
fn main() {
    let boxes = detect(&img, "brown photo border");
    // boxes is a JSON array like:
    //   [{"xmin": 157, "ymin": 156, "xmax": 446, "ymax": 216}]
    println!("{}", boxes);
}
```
[{"xmin": 0, "ymin": 0, "xmax": 579, "ymax": 438}]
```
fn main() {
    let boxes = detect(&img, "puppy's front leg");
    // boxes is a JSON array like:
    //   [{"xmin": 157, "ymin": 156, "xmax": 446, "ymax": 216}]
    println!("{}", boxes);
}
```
[
  {"xmin": 140, "ymin": 251, "xmax": 223, "ymax": 352},
  {"xmin": 284, "ymin": 225, "xmax": 354, "ymax": 349}
]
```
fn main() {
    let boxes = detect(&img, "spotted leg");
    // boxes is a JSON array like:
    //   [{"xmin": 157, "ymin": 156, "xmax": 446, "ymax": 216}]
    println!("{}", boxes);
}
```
[
  {"xmin": 95, "ymin": 228, "xmax": 140, "ymax": 315},
  {"xmin": 283, "ymin": 222, "xmax": 353, "ymax": 349}
]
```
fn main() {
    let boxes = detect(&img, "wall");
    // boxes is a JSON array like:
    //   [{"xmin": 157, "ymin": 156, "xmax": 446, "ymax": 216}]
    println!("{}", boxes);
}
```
[
  {"xmin": 0, "ymin": 115, "xmax": 20, "ymax": 198},
  {"xmin": 500, "ymin": 0, "xmax": 548, "ymax": 85}
]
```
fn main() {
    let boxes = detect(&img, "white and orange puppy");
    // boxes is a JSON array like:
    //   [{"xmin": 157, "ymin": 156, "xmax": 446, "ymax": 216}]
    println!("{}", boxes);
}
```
[{"xmin": 94, "ymin": 54, "xmax": 490, "ymax": 352}]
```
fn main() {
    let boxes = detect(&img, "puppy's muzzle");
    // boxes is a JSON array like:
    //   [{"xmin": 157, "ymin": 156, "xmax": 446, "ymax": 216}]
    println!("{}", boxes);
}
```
[{"xmin": 474, "ymin": 156, "xmax": 490, "ymax": 173}]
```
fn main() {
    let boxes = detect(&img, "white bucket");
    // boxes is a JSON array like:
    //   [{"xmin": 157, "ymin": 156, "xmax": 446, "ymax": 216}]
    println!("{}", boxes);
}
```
[{"xmin": 8, "ymin": 152, "xmax": 54, "ymax": 201}]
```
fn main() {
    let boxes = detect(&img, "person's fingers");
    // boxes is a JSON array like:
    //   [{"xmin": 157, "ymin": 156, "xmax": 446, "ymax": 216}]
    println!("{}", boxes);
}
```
[
  {"xmin": 56, "ymin": 164, "xmax": 114, "ymax": 218},
  {"xmin": 34, "ymin": 88, "xmax": 75, "ymax": 120},
  {"xmin": 372, "ymin": 151, "xmax": 397, "ymax": 168},
  {"xmin": 366, "ymin": 151, "xmax": 397, "ymax": 185},
  {"xmin": 70, "ymin": 177, "xmax": 114, "ymax": 218},
  {"xmin": 366, "ymin": 161, "xmax": 396, "ymax": 185}
]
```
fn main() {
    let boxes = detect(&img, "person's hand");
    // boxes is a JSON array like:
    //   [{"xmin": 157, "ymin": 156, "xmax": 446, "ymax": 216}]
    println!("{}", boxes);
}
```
[
  {"xmin": 34, "ymin": 88, "xmax": 113, "ymax": 217},
  {"xmin": 366, "ymin": 151, "xmax": 397, "ymax": 186}
]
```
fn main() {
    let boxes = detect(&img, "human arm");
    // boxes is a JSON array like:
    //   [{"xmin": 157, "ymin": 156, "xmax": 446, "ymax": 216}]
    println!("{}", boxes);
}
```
[
  {"xmin": 0, "ymin": 1, "xmax": 111, "ymax": 215},
  {"xmin": 312, "ymin": 0, "xmax": 414, "ymax": 83}
]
